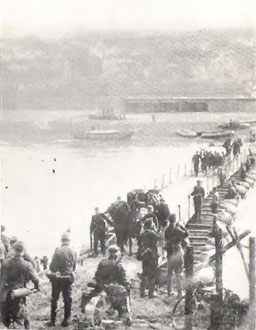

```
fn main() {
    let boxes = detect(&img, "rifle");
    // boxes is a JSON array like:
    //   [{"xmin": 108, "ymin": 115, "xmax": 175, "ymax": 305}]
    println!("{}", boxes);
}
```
[{"xmin": 10, "ymin": 288, "xmax": 40, "ymax": 299}]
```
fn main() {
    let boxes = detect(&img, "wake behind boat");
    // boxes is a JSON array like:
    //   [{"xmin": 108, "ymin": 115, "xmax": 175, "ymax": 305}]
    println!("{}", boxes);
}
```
[
  {"xmin": 175, "ymin": 128, "xmax": 197, "ymax": 138},
  {"xmin": 75, "ymin": 129, "xmax": 134, "ymax": 140}
]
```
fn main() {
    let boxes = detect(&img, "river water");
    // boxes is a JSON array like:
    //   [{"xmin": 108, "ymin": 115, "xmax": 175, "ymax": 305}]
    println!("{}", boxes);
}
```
[{"xmin": 0, "ymin": 111, "xmax": 255, "ymax": 260}]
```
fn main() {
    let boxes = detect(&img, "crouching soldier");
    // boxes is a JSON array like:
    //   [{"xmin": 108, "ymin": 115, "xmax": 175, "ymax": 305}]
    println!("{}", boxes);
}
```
[
  {"xmin": 0, "ymin": 241, "xmax": 40, "ymax": 329},
  {"xmin": 140, "ymin": 218, "xmax": 161, "ymax": 298},
  {"xmin": 81, "ymin": 245, "xmax": 131, "ymax": 324},
  {"xmin": 164, "ymin": 214, "xmax": 188, "ymax": 298},
  {"xmin": 46, "ymin": 233, "xmax": 77, "ymax": 327}
]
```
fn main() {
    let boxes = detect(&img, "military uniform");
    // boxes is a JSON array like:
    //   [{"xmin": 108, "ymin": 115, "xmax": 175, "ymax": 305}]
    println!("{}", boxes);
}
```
[
  {"xmin": 164, "ymin": 223, "xmax": 188, "ymax": 296},
  {"xmin": 82, "ymin": 252, "xmax": 129, "ymax": 319},
  {"xmin": 191, "ymin": 184, "xmax": 205, "ymax": 221},
  {"xmin": 0, "ymin": 246, "xmax": 40, "ymax": 329},
  {"xmin": 49, "ymin": 238, "xmax": 77, "ymax": 326},
  {"xmin": 90, "ymin": 213, "xmax": 107, "ymax": 256},
  {"xmin": 6, "ymin": 248, "xmax": 35, "ymax": 269},
  {"xmin": 140, "ymin": 228, "xmax": 160, "ymax": 298},
  {"xmin": 155, "ymin": 201, "xmax": 170, "ymax": 229},
  {"xmin": 192, "ymin": 153, "xmax": 200, "ymax": 176}
]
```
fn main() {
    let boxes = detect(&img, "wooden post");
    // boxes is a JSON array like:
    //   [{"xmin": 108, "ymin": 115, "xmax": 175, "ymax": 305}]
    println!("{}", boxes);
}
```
[
  {"xmin": 169, "ymin": 169, "xmax": 172, "ymax": 184},
  {"xmin": 177, "ymin": 165, "xmax": 180, "ymax": 180},
  {"xmin": 161, "ymin": 174, "xmax": 165, "ymax": 190},
  {"xmin": 215, "ymin": 226, "xmax": 223, "ymax": 299},
  {"xmin": 178, "ymin": 204, "xmax": 181, "ymax": 221},
  {"xmin": 185, "ymin": 246, "xmax": 194, "ymax": 330},
  {"xmin": 210, "ymin": 221, "xmax": 223, "ymax": 329},
  {"xmin": 188, "ymin": 195, "xmax": 191, "ymax": 219},
  {"xmin": 212, "ymin": 170, "xmax": 215, "ymax": 189},
  {"xmin": 184, "ymin": 163, "xmax": 187, "ymax": 177},
  {"xmin": 249, "ymin": 237, "xmax": 256, "ymax": 330}
]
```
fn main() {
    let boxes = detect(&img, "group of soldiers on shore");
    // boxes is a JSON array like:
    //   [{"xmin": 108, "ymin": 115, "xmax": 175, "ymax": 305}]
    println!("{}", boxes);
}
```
[
  {"xmin": 1, "ymin": 141, "xmax": 255, "ymax": 329},
  {"xmin": 192, "ymin": 137, "xmax": 243, "ymax": 177},
  {"xmin": 90, "ymin": 198, "xmax": 189, "ymax": 300}
]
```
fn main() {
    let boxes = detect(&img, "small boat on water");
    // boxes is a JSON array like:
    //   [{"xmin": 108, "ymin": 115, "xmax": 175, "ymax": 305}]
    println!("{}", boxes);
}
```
[
  {"xmin": 241, "ymin": 119, "xmax": 256, "ymax": 125},
  {"xmin": 218, "ymin": 120, "xmax": 250, "ymax": 130},
  {"xmin": 175, "ymin": 129, "xmax": 197, "ymax": 138},
  {"xmin": 88, "ymin": 110, "xmax": 126, "ymax": 121},
  {"xmin": 200, "ymin": 131, "xmax": 234, "ymax": 139},
  {"xmin": 75, "ymin": 129, "xmax": 134, "ymax": 140}
]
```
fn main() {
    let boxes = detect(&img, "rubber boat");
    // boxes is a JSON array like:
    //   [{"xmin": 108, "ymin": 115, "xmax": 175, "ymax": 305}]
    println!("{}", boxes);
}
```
[
  {"xmin": 200, "ymin": 131, "xmax": 234, "ymax": 139},
  {"xmin": 75, "ymin": 129, "xmax": 134, "ymax": 140},
  {"xmin": 175, "ymin": 129, "xmax": 197, "ymax": 138},
  {"xmin": 218, "ymin": 121, "xmax": 250, "ymax": 130}
]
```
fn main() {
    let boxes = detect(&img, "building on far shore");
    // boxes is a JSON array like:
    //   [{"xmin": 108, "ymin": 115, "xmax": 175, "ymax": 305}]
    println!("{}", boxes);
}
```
[{"xmin": 124, "ymin": 96, "xmax": 256, "ymax": 113}]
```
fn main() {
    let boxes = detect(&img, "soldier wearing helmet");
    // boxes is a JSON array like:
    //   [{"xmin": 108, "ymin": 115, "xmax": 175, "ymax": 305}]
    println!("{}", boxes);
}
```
[
  {"xmin": 164, "ymin": 214, "xmax": 188, "ymax": 298},
  {"xmin": 140, "ymin": 218, "xmax": 161, "ymax": 298},
  {"xmin": 47, "ymin": 232, "xmax": 77, "ymax": 327},
  {"xmin": 81, "ymin": 245, "xmax": 130, "ymax": 321},
  {"xmin": 0, "ymin": 241, "xmax": 40, "ymax": 329}
]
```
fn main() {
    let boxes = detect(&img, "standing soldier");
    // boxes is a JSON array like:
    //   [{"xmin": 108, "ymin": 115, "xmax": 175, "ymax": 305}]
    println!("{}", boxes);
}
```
[
  {"xmin": 47, "ymin": 233, "xmax": 77, "ymax": 327},
  {"xmin": 1, "ymin": 225, "xmax": 10, "ymax": 256},
  {"xmin": 6, "ymin": 237, "xmax": 35, "ymax": 268},
  {"xmin": 140, "ymin": 219, "xmax": 161, "ymax": 298},
  {"xmin": 164, "ymin": 214, "xmax": 188, "ymax": 298},
  {"xmin": 217, "ymin": 167, "xmax": 226, "ymax": 188},
  {"xmin": 140, "ymin": 205, "xmax": 159, "ymax": 231},
  {"xmin": 90, "ymin": 207, "xmax": 108, "ymax": 256},
  {"xmin": 155, "ymin": 198, "xmax": 170, "ymax": 230},
  {"xmin": 211, "ymin": 187, "xmax": 220, "ymax": 214},
  {"xmin": 190, "ymin": 180, "xmax": 205, "ymax": 221},
  {"xmin": 192, "ymin": 151, "xmax": 200, "ymax": 177},
  {"xmin": 0, "ymin": 241, "xmax": 40, "ymax": 329}
]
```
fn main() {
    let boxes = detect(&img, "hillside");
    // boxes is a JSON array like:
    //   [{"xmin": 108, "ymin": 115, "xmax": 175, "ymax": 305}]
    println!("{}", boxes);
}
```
[{"xmin": 0, "ymin": 29, "xmax": 255, "ymax": 110}]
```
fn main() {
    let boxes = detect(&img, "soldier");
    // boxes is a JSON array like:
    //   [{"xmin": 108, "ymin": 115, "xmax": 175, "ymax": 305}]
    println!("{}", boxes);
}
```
[
  {"xmin": 81, "ymin": 245, "xmax": 130, "ymax": 322},
  {"xmin": 140, "ymin": 205, "xmax": 159, "ymax": 231},
  {"xmin": 225, "ymin": 183, "xmax": 237, "ymax": 199},
  {"xmin": 164, "ymin": 214, "xmax": 188, "ymax": 298},
  {"xmin": 217, "ymin": 167, "xmax": 226, "ymax": 188},
  {"xmin": 211, "ymin": 187, "xmax": 220, "ymax": 214},
  {"xmin": 192, "ymin": 151, "xmax": 200, "ymax": 177},
  {"xmin": 155, "ymin": 198, "xmax": 170, "ymax": 230},
  {"xmin": 47, "ymin": 233, "xmax": 77, "ymax": 327},
  {"xmin": 1, "ymin": 225, "xmax": 10, "ymax": 256},
  {"xmin": 190, "ymin": 180, "xmax": 205, "ymax": 221},
  {"xmin": 6, "ymin": 237, "xmax": 35, "ymax": 268},
  {"xmin": 90, "ymin": 207, "xmax": 108, "ymax": 256},
  {"xmin": 140, "ymin": 219, "xmax": 161, "ymax": 298},
  {"xmin": 0, "ymin": 241, "xmax": 40, "ymax": 329}
]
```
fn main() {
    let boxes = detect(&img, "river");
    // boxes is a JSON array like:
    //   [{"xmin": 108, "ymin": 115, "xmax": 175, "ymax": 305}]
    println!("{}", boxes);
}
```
[{"xmin": 0, "ymin": 110, "xmax": 255, "ymax": 259}]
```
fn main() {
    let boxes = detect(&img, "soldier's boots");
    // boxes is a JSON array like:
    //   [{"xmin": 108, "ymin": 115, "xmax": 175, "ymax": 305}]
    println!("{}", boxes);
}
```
[
  {"xmin": 140, "ymin": 290, "xmax": 145, "ymax": 298},
  {"xmin": 61, "ymin": 318, "xmax": 70, "ymax": 327},
  {"xmin": 45, "ymin": 319, "xmax": 56, "ymax": 327}
]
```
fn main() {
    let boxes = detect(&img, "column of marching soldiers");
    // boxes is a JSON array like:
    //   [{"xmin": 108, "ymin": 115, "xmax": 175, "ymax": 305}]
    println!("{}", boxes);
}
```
[{"xmin": 0, "ymin": 137, "xmax": 255, "ymax": 329}]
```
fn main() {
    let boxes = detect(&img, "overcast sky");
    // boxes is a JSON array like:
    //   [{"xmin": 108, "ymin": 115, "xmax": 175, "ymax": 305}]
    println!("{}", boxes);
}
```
[{"xmin": 1, "ymin": 0, "xmax": 256, "ymax": 38}]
